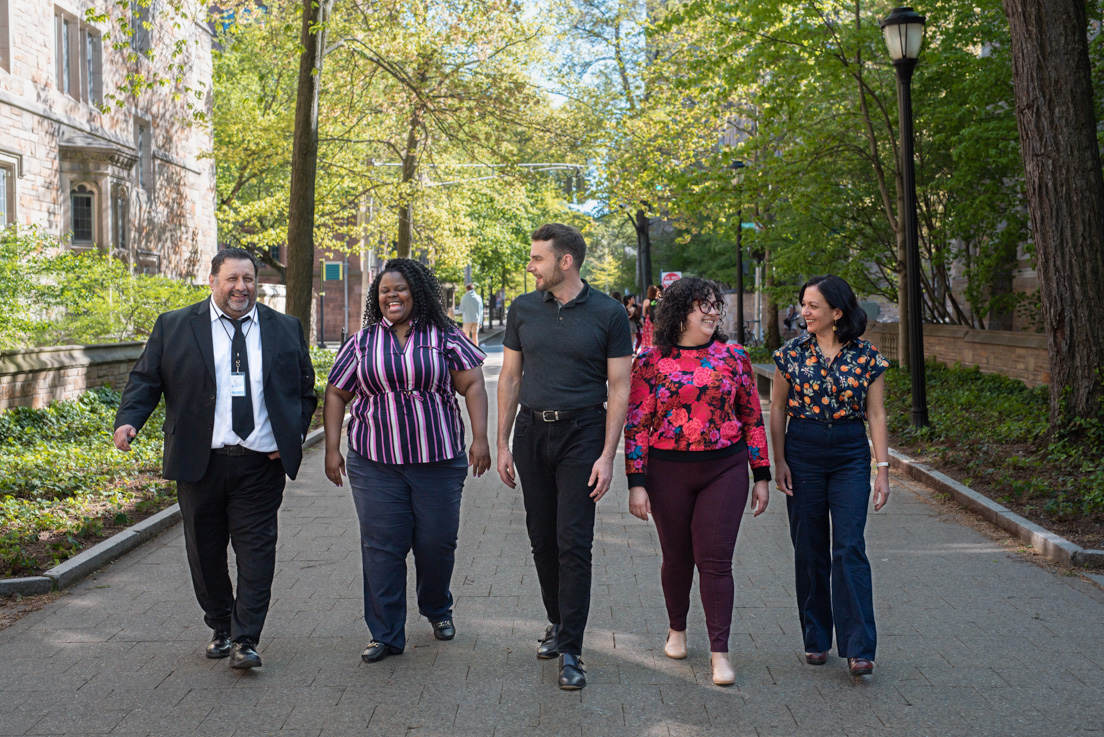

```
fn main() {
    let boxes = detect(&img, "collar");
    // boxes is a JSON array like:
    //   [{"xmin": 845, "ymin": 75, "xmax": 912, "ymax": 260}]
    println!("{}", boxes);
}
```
[
  {"xmin": 210, "ymin": 299, "xmax": 258, "ymax": 325},
  {"xmin": 379, "ymin": 316, "xmax": 416, "ymax": 330},
  {"xmin": 798, "ymin": 333, "xmax": 856, "ymax": 352},
  {"xmin": 541, "ymin": 280, "xmax": 591, "ymax": 306},
  {"xmin": 675, "ymin": 336, "xmax": 716, "ymax": 351}
]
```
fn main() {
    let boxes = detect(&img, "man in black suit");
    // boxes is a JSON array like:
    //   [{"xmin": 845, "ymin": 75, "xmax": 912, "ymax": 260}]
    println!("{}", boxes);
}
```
[{"xmin": 114, "ymin": 248, "xmax": 317, "ymax": 669}]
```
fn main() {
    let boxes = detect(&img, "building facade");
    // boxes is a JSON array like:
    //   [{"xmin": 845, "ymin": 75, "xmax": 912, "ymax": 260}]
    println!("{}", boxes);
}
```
[{"xmin": 0, "ymin": 0, "xmax": 216, "ymax": 280}]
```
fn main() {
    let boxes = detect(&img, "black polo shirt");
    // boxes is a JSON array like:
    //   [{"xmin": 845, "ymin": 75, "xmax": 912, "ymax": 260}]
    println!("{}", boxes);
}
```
[{"xmin": 504, "ymin": 281, "xmax": 633, "ymax": 411}]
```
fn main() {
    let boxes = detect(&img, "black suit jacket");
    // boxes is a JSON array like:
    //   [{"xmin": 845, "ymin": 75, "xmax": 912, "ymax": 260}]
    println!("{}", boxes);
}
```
[{"xmin": 114, "ymin": 298, "xmax": 318, "ymax": 482}]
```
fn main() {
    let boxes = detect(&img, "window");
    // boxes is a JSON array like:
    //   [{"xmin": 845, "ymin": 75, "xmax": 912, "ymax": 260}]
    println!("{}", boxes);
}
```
[
  {"xmin": 130, "ymin": 0, "xmax": 151, "ymax": 55},
  {"xmin": 55, "ymin": 11, "xmax": 73, "ymax": 95},
  {"xmin": 83, "ymin": 28, "xmax": 102, "ymax": 104},
  {"xmin": 0, "ymin": 164, "xmax": 12, "ymax": 226},
  {"xmin": 112, "ymin": 187, "xmax": 128, "ymax": 249},
  {"xmin": 71, "ymin": 184, "xmax": 94, "ymax": 243},
  {"xmin": 54, "ymin": 9, "xmax": 101, "ymax": 103},
  {"xmin": 1, "ymin": 0, "xmax": 11, "ymax": 72},
  {"xmin": 135, "ymin": 119, "xmax": 153, "ymax": 192}
]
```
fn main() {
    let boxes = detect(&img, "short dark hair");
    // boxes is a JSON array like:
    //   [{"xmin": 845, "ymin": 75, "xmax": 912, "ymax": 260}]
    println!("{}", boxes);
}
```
[
  {"xmin": 653, "ymin": 277, "xmax": 729, "ymax": 356},
  {"xmin": 798, "ymin": 274, "xmax": 867, "ymax": 342},
  {"xmin": 531, "ymin": 223, "xmax": 586, "ymax": 269},
  {"xmin": 211, "ymin": 247, "xmax": 257, "ymax": 277}
]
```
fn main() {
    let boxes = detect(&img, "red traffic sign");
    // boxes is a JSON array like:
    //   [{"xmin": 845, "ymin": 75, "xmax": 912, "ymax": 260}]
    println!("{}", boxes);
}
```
[{"xmin": 660, "ymin": 271, "xmax": 682, "ymax": 288}]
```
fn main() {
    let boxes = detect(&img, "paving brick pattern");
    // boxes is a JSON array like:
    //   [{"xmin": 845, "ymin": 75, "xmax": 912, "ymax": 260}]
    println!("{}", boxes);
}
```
[{"xmin": 1, "ymin": 350, "xmax": 1103, "ymax": 736}]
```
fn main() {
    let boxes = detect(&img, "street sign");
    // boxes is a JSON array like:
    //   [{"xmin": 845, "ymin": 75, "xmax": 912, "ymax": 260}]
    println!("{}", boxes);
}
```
[
  {"xmin": 661, "ymin": 271, "xmax": 682, "ymax": 288},
  {"xmin": 323, "ymin": 261, "xmax": 343, "ymax": 281}
]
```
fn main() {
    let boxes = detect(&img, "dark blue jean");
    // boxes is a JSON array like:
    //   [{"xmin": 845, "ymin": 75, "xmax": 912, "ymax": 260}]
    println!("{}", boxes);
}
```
[
  {"xmin": 784, "ymin": 418, "xmax": 877, "ymax": 660},
  {"xmin": 346, "ymin": 449, "xmax": 468, "ymax": 653}
]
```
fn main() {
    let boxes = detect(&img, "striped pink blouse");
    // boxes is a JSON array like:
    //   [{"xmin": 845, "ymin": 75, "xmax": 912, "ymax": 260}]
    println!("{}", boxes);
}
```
[{"xmin": 328, "ymin": 319, "xmax": 485, "ymax": 464}]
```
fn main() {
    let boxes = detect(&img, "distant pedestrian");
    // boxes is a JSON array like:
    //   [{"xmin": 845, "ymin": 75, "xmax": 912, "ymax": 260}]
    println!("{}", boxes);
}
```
[
  {"xmin": 624, "ymin": 294, "xmax": 643, "ymax": 352},
  {"xmin": 459, "ymin": 283, "xmax": 484, "ymax": 346},
  {"xmin": 770, "ymin": 274, "xmax": 891, "ymax": 678},
  {"xmin": 496, "ymin": 223, "xmax": 633, "ymax": 691},
  {"xmin": 640, "ymin": 284, "xmax": 659, "ymax": 351},
  {"xmin": 323, "ymin": 258, "xmax": 490, "ymax": 664},
  {"xmin": 624, "ymin": 277, "xmax": 771, "ymax": 686}
]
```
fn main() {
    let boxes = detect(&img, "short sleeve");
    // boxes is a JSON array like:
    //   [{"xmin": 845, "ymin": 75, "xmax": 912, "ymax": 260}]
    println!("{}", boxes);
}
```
[
  {"xmin": 606, "ymin": 305, "xmax": 633, "ymax": 358},
  {"xmin": 446, "ymin": 328, "xmax": 486, "ymax": 372},
  {"xmin": 772, "ymin": 346, "xmax": 789, "ymax": 380},
  {"xmin": 503, "ymin": 301, "xmax": 522, "ymax": 351},
  {"xmin": 327, "ymin": 332, "xmax": 362, "ymax": 394},
  {"xmin": 865, "ymin": 343, "xmax": 890, "ymax": 382}
]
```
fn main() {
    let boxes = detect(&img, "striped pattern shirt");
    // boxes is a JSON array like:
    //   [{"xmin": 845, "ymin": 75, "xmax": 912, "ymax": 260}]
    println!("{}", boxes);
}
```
[{"xmin": 328, "ymin": 319, "xmax": 485, "ymax": 464}]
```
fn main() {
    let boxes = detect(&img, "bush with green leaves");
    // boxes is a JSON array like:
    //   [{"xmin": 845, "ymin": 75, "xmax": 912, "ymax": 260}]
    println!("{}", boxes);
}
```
[{"xmin": 0, "ymin": 225, "xmax": 206, "ymax": 349}]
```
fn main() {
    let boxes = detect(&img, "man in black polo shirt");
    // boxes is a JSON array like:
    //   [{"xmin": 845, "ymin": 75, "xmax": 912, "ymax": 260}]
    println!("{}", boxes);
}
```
[{"xmin": 496, "ymin": 222, "xmax": 633, "ymax": 690}]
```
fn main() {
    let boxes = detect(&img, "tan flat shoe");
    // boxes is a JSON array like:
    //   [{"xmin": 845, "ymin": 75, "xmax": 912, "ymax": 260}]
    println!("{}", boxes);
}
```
[
  {"xmin": 710, "ymin": 654, "xmax": 736, "ymax": 686},
  {"xmin": 664, "ymin": 630, "xmax": 688, "ymax": 659}
]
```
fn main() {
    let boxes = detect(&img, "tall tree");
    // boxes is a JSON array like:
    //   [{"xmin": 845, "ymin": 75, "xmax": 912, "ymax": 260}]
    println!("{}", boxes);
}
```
[
  {"xmin": 286, "ymin": 0, "xmax": 334, "ymax": 333},
  {"xmin": 1002, "ymin": 0, "xmax": 1104, "ymax": 425}
]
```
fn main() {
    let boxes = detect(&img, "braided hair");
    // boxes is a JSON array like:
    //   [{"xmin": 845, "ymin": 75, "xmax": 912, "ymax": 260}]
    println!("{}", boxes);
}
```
[
  {"xmin": 362, "ymin": 258, "xmax": 455, "ymax": 333},
  {"xmin": 652, "ymin": 277, "xmax": 729, "ymax": 356}
]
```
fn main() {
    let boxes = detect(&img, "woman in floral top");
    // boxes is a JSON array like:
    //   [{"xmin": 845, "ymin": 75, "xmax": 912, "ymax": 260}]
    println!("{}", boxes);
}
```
[
  {"xmin": 625, "ymin": 277, "xmax": 770, "ymax": 686},
  {"xmin": 770, "ymin": 274, "xmax": 891, "ymax": 679}
]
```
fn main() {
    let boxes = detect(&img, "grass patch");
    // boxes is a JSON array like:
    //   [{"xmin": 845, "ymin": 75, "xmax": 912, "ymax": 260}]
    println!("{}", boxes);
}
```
[{"xmin": 884, "ymin": 361, "xmax": 1104, "ymax": 549}]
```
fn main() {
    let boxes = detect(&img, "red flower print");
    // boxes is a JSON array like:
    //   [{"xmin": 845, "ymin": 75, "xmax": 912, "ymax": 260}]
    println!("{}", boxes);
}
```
[
  {"xmin": 671, "ymin": 408, "xmax": 689, "ymax": 426},
  {"xmin": 721, "ymin": 421, "xmax": 740, "ymax": 439},
  {"xmin": 657, "ymin": 357, "xmax": 678, "ymax": 373},
  {"xmin": 678, "ymin": 384, "xmax": 698, "ymax": 404},
  {"xmin": 692, "ymin": 368, "xmax": 713, "ymax": 387},
  {"xmin": 684, "ymin": 418, "xmax": 704, "ymax": 439}
]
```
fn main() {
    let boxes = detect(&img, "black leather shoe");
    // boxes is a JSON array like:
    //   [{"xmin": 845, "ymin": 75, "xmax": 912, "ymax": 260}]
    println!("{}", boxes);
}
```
[
  {"xmin": 361, "ymin": 641, "xmax": 395, "ymax": 663},
  {"xmin": 558, "ymin": 653, "xmax": 586, "ymax": 690},
  {"xmin": 432, "ymin": 619, "xmax": 455, "ymax": 641},
  {"xmin": 537, "ymin": 624, "xmax": 560, "ymax": 659},
  {"xmin": 206, "ymin": 631, "xmax": 232, "ymax": 659},
  {"xmin": 228, "ymin": 641, "xmax": 262, "ymax": 669}
]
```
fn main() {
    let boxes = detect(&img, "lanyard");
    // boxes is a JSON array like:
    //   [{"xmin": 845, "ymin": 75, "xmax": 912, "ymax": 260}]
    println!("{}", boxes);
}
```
[{"xmin": 218, "ymin": 314, "xmax": 253, "ymax": 373}]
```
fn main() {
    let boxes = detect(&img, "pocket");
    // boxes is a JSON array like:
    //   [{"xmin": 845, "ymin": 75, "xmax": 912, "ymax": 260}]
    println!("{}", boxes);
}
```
[
  {"xmin": 573, "ymin": 409, "xmax": 606, "ymax": 433},
  {"xmin": 514, "ymin": 412, "xmax": 532, "ymax": 440}
]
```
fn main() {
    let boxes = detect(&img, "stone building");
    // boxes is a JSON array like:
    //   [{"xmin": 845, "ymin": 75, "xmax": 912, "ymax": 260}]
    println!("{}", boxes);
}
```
[{"xmin": 0, "ymin": 0, "xmax": 216, "ymax": 280}]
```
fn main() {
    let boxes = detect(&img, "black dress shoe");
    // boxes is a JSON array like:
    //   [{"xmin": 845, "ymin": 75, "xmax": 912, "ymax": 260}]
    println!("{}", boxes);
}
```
[
  {"xmin": 537, "ymin": 624, "xmax": 560, "ymax": 659},
  {"xmin": 432, "ymin": 619, "xmax": 455, "ymax": 641},
  {"xmin": 558, "ymin": 653, "xmax": 586, "ymax": 690},
  {"xmin": 206, "ymin": 631, "xmax": 232, "ymax": 659},
  {"xmin": 361, "ymin": 641, "xmax": 395, "ymax": 663},
  {"xmin": 228, "ymin": 641, "xmax": 262, "ymax": 669}
]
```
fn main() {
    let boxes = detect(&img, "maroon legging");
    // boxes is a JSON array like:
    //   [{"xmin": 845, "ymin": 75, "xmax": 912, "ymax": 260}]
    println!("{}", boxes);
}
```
[{"xmin": 645, "ymin": 450, "xmax": 750, "ymax": 652}]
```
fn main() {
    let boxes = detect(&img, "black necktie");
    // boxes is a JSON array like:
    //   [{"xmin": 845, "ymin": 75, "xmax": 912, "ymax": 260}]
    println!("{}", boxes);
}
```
[{"xmin": 224, "ymin": 315, "xmax": 254, "ymax": 441}]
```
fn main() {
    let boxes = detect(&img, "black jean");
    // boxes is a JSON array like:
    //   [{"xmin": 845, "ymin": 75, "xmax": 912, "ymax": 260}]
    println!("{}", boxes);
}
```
[
  {"xmin": 177, "ymin": 452, "xmax": 285, "ymax": 644},
  {"xmin": 513, "ymin": 406, "xmax": 607, "ymax": 656}
]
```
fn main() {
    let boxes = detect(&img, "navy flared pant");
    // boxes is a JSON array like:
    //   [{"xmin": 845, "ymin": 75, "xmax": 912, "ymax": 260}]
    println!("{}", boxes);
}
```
[{"xmin": 784, "ymin": 418, "xmax": 877, "ymax": 660}]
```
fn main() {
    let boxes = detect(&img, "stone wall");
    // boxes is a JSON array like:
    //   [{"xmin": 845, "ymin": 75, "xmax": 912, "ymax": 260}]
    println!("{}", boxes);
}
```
[
  {"xmin": 0, "ymin": 343, "xmax": 144, "ymax": 410},
  {"xmin": 863, "ymin": 322, "xmax": 1049, "ymax": 387}
]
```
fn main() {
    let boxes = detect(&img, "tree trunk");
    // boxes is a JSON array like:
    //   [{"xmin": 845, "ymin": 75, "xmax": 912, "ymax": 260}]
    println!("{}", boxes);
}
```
[
  {"xmin": 1003, "ymin": 0, "xmax": 1104, "ymax": 426},
  {"xmin": 285, "ymin": 0, "xmax": 332, "ymax": 332},
  {"xmin": 765, "ymin": 249, "xmax": 781, "ymax": 351},
  {"xmin": 633, "ymin": 208, "xmax": 653, "ymax": 295},
  {"xmin": 396, "ymin": 103, "xmax": 425, "ymax": 259}
]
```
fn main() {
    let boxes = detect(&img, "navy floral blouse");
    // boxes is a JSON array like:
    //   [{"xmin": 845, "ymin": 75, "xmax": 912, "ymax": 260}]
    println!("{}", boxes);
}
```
[{"xmin": 772, "ymin": 335, "xmax": 890, "ymax": 422}]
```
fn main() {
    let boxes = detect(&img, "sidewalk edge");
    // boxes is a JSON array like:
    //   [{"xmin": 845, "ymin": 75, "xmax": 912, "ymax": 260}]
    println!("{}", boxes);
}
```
[
  {"xmin": 3, "ymin": 414, "xmax": 349, "ymax": 596},
  {"xmin": 889, "ymin": 448, "xmax": 1104, "ymax": 569}
]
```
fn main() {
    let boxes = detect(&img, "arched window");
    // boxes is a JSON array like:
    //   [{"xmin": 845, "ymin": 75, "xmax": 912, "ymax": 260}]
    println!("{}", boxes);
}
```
[{"xmin": 71, "ymin": 183, "xmax": 94, "ymax": 244}]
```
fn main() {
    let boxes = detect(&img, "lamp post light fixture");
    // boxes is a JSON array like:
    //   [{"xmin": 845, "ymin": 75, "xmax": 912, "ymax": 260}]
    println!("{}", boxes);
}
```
[
  {"xmin": 880, "ymin": 6, "xmax": 929, "ymax": 429},
  {"xmin": 731, "ymin": 160, "xmax": 747, "ymax": 345}
]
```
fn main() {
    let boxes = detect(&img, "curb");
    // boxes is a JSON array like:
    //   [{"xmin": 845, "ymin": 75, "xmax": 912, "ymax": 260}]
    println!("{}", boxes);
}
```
[
  {"xmin": 0, "ymin": 416, "xmax": 343, "ymax": 597},
  {"xmin": 889, "ymin": 448, "xmax": 1104, "ymax": 569}
]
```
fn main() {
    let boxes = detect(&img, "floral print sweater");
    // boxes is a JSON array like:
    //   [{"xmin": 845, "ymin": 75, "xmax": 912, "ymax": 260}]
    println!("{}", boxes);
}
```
[{"xmin": 625, "ymin": 340, "xmax": 771, "ymax": 487}]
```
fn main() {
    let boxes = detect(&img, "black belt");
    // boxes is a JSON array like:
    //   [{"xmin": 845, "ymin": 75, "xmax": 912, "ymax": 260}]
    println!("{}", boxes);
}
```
[
  {"xmin": 212, "ymin": 444, "xmax": 272, "ymax": 457},
  {"xmin": 520, "ymin": 405, "xmax": 604, "ymax": 422}
]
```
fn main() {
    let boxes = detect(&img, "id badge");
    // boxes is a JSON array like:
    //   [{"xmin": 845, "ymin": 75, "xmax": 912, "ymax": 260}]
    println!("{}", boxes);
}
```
[{"xmin": 230, "ymin": 372, "xmax": 247, "ymax": 397}]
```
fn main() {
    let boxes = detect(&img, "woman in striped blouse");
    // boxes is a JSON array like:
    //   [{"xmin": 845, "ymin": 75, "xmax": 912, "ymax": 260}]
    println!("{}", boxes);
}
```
[{"xmin": 323, "ymin": 258, "xmax": 490, "ymax": 663}]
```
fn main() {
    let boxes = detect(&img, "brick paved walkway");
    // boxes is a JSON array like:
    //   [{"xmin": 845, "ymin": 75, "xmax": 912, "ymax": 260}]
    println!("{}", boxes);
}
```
[{"xmin": 1, "ymin": 350, "xmax": 1102, "ymax": 736}]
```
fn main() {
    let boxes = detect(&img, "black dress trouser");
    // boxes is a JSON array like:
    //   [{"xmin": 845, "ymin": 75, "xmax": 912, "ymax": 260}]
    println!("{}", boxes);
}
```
[
  {"xmin": 513, "ymin": 407, "xmax": 607, "ymax": 656},
  {"xmin": 176, "ymin": 452, "xmax": 286, "ymax": 644}
]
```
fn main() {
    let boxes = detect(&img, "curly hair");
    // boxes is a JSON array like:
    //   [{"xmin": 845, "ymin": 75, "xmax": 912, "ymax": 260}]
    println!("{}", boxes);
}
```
[
  {"xmin": 653, "ymin": 277, "xmax": 729, "ymax": 356},
  {"xmin": 362, "ymin": 258, "xmax": 455, "ymax": 333}
]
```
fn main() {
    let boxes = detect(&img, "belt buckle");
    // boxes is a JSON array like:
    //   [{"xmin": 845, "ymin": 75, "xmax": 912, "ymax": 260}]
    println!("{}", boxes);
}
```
[
  {"xmin": 540, "ymin": 410, "xmax": 559, "ymax": 422},
  {"xmin": 226, "ymin": 444, "xmax": 245, "ymax": 456}
]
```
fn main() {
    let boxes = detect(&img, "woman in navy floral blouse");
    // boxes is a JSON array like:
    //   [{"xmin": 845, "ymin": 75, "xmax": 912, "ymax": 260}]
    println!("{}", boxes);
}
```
[
  {"xmin": 770, "ymin": 275, "xmax": 891, "ymax": 678},
  {"xmin": 625, "ymin": 277, "xmax": 770, "ymax": 686}
]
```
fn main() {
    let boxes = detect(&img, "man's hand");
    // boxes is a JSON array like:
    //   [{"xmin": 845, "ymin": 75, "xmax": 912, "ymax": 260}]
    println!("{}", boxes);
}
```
[
  {"xmin": 114, "ymin": 425, "xmax": 137, "ymax": 452},
  {"xmin": 497, "ymin": 446, "xmax": 516, "ymax": 488},
  {"xmin": 588, "ymin": 454, "xmax": 614, "ymax": 501},
  {"xmin": 268, "ymin": 451, "xmax": 281, "ymax": 461}
]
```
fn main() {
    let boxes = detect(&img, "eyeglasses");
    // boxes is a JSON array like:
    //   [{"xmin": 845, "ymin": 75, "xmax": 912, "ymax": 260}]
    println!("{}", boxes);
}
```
[{"xmin": 695, "ymin": 299, "xmax": 726, "ymax": 316}]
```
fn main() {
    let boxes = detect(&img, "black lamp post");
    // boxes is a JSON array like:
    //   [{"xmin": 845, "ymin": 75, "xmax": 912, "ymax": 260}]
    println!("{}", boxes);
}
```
[
  {"xmin": 880, "ymin": 6, "xmax": 929, "ymax": 429},
  {"xmin": 731, "ymin": 160, "xmax": 747, "ymax": 345}
]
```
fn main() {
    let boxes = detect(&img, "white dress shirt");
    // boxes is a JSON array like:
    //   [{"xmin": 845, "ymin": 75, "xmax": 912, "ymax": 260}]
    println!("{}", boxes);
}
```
[{"xmin": 210, "ymin": 301, "xmax": 277, "ymax": 452}]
